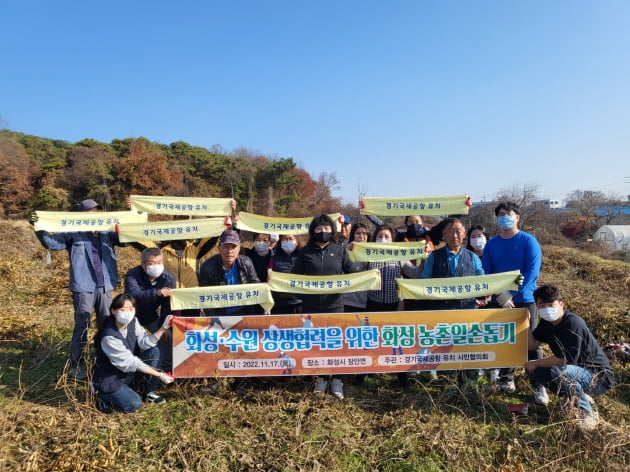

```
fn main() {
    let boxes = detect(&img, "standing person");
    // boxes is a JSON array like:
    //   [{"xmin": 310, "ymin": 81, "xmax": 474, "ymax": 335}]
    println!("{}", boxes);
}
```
[
  {"xmin": 198, "ymin": 229, "xmax": 260, "ymax": 315},
  {"xmin": 421, "ymin": 218, "xmax": 485, "ymax": 393},
  {"xmin": 269, "ymin": 234, "xmax": 303, "ymax": 314},
  {"xmin": 336, "ymin": 214, "xmax": 353, "ymax": 243},
  {"xmin": 241, "ymin": 233, "xmax": 273, "ymax": 282},
  {"xmin": 526, "ymin": 285, "xmax": 614, "ymax": 431},
  {"xmin": 292, "ymin": 214, "xmax": 353, "ymax": 399},
  {"xmin": 92, "ymin": 294, "xmax": 174, "ymax": 413},
  {"xmin": 124, "ymin": 248, "xmax": 176, "ymax": 374},
  {"xmin": 343, "ymin": 223, "xmax": 371, "ymax": 313},
  {"xmin": 33, "ymin": 199, "xmax": 125, "ymax": 380},
  {"xmin": 482, "ymin": 202, "xmax": 548, "ymax": 405}
]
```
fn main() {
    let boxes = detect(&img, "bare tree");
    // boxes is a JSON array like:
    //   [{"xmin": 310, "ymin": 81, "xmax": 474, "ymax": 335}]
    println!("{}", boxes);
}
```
[{"xmin": 494, "ymin": 183, "xmax": 540, "ymax": 208}]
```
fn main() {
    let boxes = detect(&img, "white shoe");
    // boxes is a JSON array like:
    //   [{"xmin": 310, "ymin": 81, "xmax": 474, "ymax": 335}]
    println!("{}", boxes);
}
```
[
  {"xmin": 331, "ymin": 378, "xmax": 344, "ymax": 400},
  {"xmin": 313, "ymin": 377, "xmax": 328, "ymax": 394},
  {"xmin": 532, "ymin": 385, "xmax": 549, "ymax": 406},
  {"xmin": 577, "ymin": 409, "xmax": 599, "ymax": 431},
  {"xmin": 497, "ymin": 378, "xmax": 516, "ymax": 393}
]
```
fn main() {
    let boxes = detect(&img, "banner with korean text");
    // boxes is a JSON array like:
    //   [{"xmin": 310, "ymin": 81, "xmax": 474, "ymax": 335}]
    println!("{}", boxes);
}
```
[
  {"xmin": 34, "ymin": 210, "xmax": 147, "ymax": 233},
  {"xmin": 236, "ymin": 212, "xmax": 342, "ymax": 235},
  {"xmin": 170, "ymin": 284, "xmax": 275, "ymax": 314},
  {"xmin": 360, "ymin": 195, "xmax": 470, "ymax": 216},
  {"xmin": 130, "ymin": 195, "xmax": 232, "ymax": 216},
  {"xmin": 117, "ymin": 217, "xmax": 226, "ymax": 242},
  {"xmin": 266, "ymin": 270, "xmax": 381, "ymax": 294},
  {"xmin": 172, "ymin": 308, "xmax": 528, "ymax": 377},
  {"xmin": 396, "ymin": 271, "xmax": 520, "ymax": 300},
  {"xmin": 347, "ymin": 241, "xmax": 429, "ymax": 263}
]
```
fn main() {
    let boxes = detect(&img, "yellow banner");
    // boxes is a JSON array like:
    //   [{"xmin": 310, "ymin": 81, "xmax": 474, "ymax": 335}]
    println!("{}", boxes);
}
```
[
  {"xmin": 117, "ymin": 217, "xmax": 226, "ymax": 243},
  {"xmin": 236, "ymin": 212, "xmax": 342, "ymax": 235},
  {"xmin": 360, "ymin": 195, "xmax": 470, "ymax": 216},
  {"xmin": 171, "ymin": 309, "xmax": 528, "ymax": 377},
  {"xmin": 130, "ymin": 195, "xmax": 232, "ymax": 216},
  {"xmin": 348, "ymin": 241, "xmax": 428, "ymax": 263},
  {"xmin": 34, "ymin": 210, "xmax": 147, "ymax": 233},
  {"xmin": 267, "ymin": 269, "xmax": 381, "ymax": 294},
  {"xmin": 397, "ymin": 271, "xmax": 520, "ymax": 300},
  {"xmin": 170, "ymin": 284, "xmax": 274, "ymax": 314}
]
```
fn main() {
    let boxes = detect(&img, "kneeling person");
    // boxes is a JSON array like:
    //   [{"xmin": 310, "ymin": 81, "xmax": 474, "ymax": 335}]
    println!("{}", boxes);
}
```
[{"xmin": 526, "ymin": 284, "xmax": 614, "ymax": 431}]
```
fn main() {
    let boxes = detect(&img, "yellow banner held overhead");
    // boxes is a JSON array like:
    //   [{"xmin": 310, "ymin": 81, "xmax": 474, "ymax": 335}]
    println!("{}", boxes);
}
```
[
  {"xmin": 360, "ymin": 195, "xmax": 471, "ymax": 216},
  {"xmin": 267, "ymin": 269, "xmax": 381, "ymax": 294},
  {"xmin": 396, "ymin": 271, "xmax": 520, "ymax": 300},
  {"xmin": 117, "ymin": 217, "xmax": 226, "ymax": 243},
  {"xmin": 347, "ymin": 241, "xmax": 429, "ymax": 263},
  {"xmin": 236, "ymin": 212, "xmax": 342, "ymax": 235},
  {"xmin": 34, "ymin": 210, "xmax": 147, "ymax": 233},
  {"xmin": 170, "ymin": 284, "xmax": 275, "ymax": 314},
  {"xmin": 130, "ymin": 195, "xmax": 232, "ymax": 216}
]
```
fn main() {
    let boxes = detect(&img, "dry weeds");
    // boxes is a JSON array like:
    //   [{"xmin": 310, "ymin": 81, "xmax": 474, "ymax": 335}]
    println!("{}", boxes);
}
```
[{"xmin": 1, "ymin": 221, "xmax": 629, "ymax": 472}]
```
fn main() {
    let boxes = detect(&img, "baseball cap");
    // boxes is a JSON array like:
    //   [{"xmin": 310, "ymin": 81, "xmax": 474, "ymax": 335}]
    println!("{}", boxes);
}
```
[
  {"xmin": 220, "ymin": 229, "xmax": 241, "ymax": 246},
  {"xmin": 77, "ymin": 199, "xmax": 102, "ymax": 212},
  {"xmin": 342, "ymin": 215, "xmax": 351, "ymax": 224}
]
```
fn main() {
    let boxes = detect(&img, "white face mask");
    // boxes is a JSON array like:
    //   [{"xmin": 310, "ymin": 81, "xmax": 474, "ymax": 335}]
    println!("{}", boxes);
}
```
[
  {"xmin": 281, "ymin": 240, "xmax": 297, "ymax": 254},
  {"xmin": 114, "ymin": 310, "xmax": 135, "ymax": 325},
  {"xmin": 539, "ymin": 306, "xmax": 561, "ymax": 322},
  {"xmin": 375, "ymin": 237, "xmax": 392, "ymax": 243},
  {"xmin": 145, "ymin": 263, "xmax": 164, "ymax": 279},
  {"xmin": 254, "ymin": 241, "xmax": 270, "ymax": 256},
  {"xmin": 470, "ymin": 236, "xmax": 486, "ymax": 251}
]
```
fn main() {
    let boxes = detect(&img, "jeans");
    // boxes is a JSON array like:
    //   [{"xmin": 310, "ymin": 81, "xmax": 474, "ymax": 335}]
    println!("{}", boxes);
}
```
[
  {"xmin": 70, "ymin": 289, "xmax": 111, "ymax": 367},
  {"xmin": 529, "ymin": 364, "xmax": 611, "ymax": 412},
  {"xmin": 96, "ymin": 345, "xmax": 160, "ymax": 413}
]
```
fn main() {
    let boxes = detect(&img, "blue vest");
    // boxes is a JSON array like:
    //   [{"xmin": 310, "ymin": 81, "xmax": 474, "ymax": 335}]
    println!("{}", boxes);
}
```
[
  {"xmin": 93, "ymin": 317, "xmax": 138, "ymax": 393},
  {"xmin": 429, "ymin": 247, "xmax": 477, "ymax": 310}
]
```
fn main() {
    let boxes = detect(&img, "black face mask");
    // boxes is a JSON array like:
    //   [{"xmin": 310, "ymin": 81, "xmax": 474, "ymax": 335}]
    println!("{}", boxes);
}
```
[{"xmin": 314, "ymin": 231, "xmax": 333, "ymax": 244}]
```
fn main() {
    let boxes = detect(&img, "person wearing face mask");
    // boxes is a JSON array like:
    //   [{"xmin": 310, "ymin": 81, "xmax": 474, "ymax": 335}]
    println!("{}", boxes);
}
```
[
  {"xmin": 343, "ymin": 223, "xmax": 371, "ymax": 313},
  {"xmin": 526, "ymin": 285, "xmax": 613, "ymax": 431},
  {"xmin": 124, "ymin": 248, "xmax": 176, "ymax": 373},
  {"xmin": 269, "ymin": 234, "xmax": 303, "ymax": 314},
  {"xmin": 92, "ymin": 293, "xmax": 175, "ymax": 412},
  {"xmin": 481, "ymin": 202, "xmax": 546, "ymax": 404},
  {"xmin": 241, "ymin": 233, "xmax": 273, "ymax": 282},
  {"xmin": 292, "ymin": 214, "xmax": 354, "ymax": 399}
]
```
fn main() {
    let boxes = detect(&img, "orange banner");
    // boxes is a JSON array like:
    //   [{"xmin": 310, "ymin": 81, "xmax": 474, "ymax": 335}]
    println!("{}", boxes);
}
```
[{"xmin": 172, "ymin": 309, "xmax": 527, "ymax": 378}]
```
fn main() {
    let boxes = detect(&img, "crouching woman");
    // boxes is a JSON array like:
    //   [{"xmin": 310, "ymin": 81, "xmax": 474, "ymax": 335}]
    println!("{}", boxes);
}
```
[{"xmin": 93, "ymin": 293, "xmax": 174, "ymax": 413}]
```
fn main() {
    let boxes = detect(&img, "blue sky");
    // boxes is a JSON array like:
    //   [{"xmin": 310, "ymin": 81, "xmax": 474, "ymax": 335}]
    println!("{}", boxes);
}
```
[{"xmin": 1, "ymin": 1, "xmax": 629, "ymax": 205}]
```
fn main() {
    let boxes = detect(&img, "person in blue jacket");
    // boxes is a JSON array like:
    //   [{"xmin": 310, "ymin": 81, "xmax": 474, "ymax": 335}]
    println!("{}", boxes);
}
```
[{"xmin": 34, "ymin": 199, "xmax": 125, "ymax": 379}]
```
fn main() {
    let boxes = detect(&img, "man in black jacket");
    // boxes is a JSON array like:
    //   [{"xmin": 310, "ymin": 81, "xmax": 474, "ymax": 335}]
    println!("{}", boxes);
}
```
[{"xmin": 198, "ymin": 229, "xmax": 260, "ymax": 315}]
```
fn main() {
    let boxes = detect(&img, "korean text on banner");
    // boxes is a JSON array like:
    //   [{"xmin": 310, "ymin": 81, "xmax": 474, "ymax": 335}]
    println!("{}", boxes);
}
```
[
  {"xmin": 130, "ymin": 195, "xmax": 232, "ymax": 216},
  {"xmin": 171, "ymin": 308, "xmax": 528, "ymax": 378},
  {"xmin": 170, "ymin": 284, "xmax": 274, "ymax": 314},
  {"xmin": 34, "ymin": 210, "xmax": 147, "ymax": 233},
  {"xmin": 236, "ymin": 212, "xmax": 342, "ymax": 235},
  {"xmin": 117, "ymin": 217, "xmax": 226, "ymax": 243},
  {"xmin": 360, "ymin": 195, "xmax": 470, "ymax": 216},
  {"xmin": 347, "ymin": 241, "xmax": 428, "ymax": 263},
  {"xmin": 267, "ymin": 269, "xmax": 381, "ymax": 294},
  {"xmin": 397, "ymin": 271, "xmax": 520, "ymax": 300}
]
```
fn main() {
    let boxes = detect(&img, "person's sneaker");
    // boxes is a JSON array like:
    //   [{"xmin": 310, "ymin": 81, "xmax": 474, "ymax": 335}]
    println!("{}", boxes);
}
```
[
  {"xmin": 532, "ymin": 385, "xmax": 549, "ymax": 406},
  {"xmin": 331, "ymin": 378, "xmax": 344, "ymax": 400},
  {"xmin": 69, "ymin": 365, "xmax": 87, "ymax": 380},
  {"xmin": 144, "ymin": 391, "xmax": 166, "ymax": 404},
  {"xmin": 313, "ymin": 377, "xmax": 328, "ymax": 394},
  {"xmin": 577, "ymin": 409, "xmax": 599, "ymax": 432},
  {"xmin": 497, "ymin": 378, "xmax": 516, "ymax": 393},
  {"xmin": 489, "ymin": 369, "xmax": 500, "ymax": 383}
]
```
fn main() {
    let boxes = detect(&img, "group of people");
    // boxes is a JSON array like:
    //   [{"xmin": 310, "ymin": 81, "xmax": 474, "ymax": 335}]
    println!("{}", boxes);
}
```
[{"xmin": 34, "ymin": 198, "xmax": 614, "ymax": 430}]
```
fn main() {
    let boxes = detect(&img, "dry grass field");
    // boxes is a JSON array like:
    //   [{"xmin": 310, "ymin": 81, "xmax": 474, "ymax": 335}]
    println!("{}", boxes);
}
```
[{"xmin": 1, "ymin": 220, "xmax": 629, "ymax": 471}]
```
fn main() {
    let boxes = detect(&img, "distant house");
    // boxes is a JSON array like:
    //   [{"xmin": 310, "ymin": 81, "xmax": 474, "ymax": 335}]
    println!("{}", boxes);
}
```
[
  {"xmin": 532, "ymin": 199, "xmax": 562, "ymax": 210},
  {"xmin": 593, "ymin": 225, "xmax": 630, "ymax": 252}
]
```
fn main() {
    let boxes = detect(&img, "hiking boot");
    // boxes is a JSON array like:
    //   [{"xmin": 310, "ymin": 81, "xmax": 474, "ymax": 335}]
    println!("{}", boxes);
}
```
[
  {"xmin": 69, "ymin": 365, "xmax": 87, "ymax": 380},
  {"xmin": 144, "ymin": 391, "xmax": 166, "ymax": 404},
  {"xmin": 577, "ymin": 409, "xmax": 599, "ymax": 432},
  {"xmin": 313, "ymin": 377, "xmax": 328, "ymax": 394},
  {"xmin": 497, "ymin": 378, "xmax": 516, "ymax": 393},
  {"xmin": 532, "ymin": 385, "xmax": 549, "ymax": 406},
  {"xmin": 331, "ymin": 378, "xmax": 344, "ymax": 400}
]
